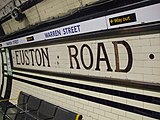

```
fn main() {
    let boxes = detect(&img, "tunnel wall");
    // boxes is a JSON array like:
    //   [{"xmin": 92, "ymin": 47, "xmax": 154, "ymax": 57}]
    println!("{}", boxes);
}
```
[
  {"xmin": 7, "ymin": 32, "xmax": 160, "ymax": 120},
  {"xmin": 1, "ymin": 2, "xmax": 160, "ymax": 120}
]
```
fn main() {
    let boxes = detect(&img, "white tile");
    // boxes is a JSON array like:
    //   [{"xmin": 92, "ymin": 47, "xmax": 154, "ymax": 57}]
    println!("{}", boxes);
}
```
[
  {"xmin": 112, "ymin": 96, "xmax": 126, "ymax": 104},
  {"xmin": 150, "ymin": 38, "xmax": 160, "ymax": 46},
  {"xmin": 99, "ymin": 115, "xmax": 112, "ymax": 120},
  {"xmin": 94, "ymin": 108, "xmax": 105, "ymax": 116},
  {"xmin": 142, "ymin": 116, "xmax": 157, "ymax": 120},
  {"xmin": 75, "ymin": 102, "xmax": 84, "ymax": 109},
  {"xmin": 143, "ymin": 90, "xmax": 160, "ymax": 98},
  {"xmin": 99, "ymin": 104, "xmax": 112, "ymax": 112},
  {"xmin": 143, "ymin": 102, "xmax": 160, "ymax": 112},
  {"xmin": 112, "ymin": 85, "xmax": 127, "ymax": 92},
  {"xmin": 139, "ymin": 34, "xmax": 159, "ymax": 39},
  {"xmin": 118, "ymin": 116, "xmax": 134, "ymax": 120},
  {"xmin": 82, "ymin": 115, "xmax": 93, "ymax": 120},
  {"xmin": 112, "ymin": 108, "xmax": 126, "ymax": 116},
  {"xmin": 88, "ymin": 101, "xmax": 100, "ymax": 109},
  {"xmin": 84, "ymin": 105, "xmax": 94, "ymax": 112},
  {"xmin": 99, "ymin": 93, "xmax": 112, "ymax": 101},
  {"xmin": 88, "ymin": 111, "xmax": 99, "ymax": 119},
  {"xmin": 126, "ymin": 112, "xmax": 143, "ymax": 120},
  {"xmin": 105, "ymin": 111, "xmax": 118, "ymax": 120},
  {"xmin": 126, "ymin": 99, "xmax": 143, "ymax": 108}
]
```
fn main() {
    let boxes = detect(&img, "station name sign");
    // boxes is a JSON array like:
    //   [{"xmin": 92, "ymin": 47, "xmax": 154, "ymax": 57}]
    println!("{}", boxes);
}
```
[
  {"xmin": 109, "ymin": 13, "xmax": 137, "ymax": 26},
  {"xmin": 44, "ymin": 25, "xmax": 81, "ymax": 38},
  {"xmin": 13, "ymin": 40, "xmax": 133, "ymax": 73},
  {"xmin": 26, "ymin": 36, "xmax": 34, "ymax": 41},
  {"xmin": 1, "ymin": 3, "xmax": 160, "ymax": 47}
]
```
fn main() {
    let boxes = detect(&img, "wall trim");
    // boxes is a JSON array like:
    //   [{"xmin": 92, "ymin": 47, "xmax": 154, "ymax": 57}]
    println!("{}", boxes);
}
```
[
  {"xmin": 12, "ymin": 67, "xmax": 160, "ymax": 92},
  {"xmin": 6, "ymin": 75, "xmax": 160, "ymax": 119}
]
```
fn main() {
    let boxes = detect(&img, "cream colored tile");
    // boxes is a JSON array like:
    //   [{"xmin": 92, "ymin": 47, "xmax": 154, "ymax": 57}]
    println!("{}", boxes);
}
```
[
  {"xmin": 84, "ymin": 105, "xmax": 94, "ymax": 112},
  {"xmin": 126, "ymin": 88, "xmax": 144, "ymax": 95},
  {"xmin": 78, "ymin": 108, "xmax": 88, "ymax": 116},
  {"xmin": 88, "ymin": 101, "xmax": 100, "ymax": 109},
  {"xmin": 126, "ymin": 112, "xmax": 143, "ymax": 120},
  {"xmin": 88, "ymin": 111, "xmax": 99, "ymax": 119},
  {"xmin": 99, "ymin": 115, "xmax": 112, "ymax": 120},
  {"xmin": 142, "ymin": 116, "xmax": 157, "ymax": 120},
  {"xmin": 143, "ymin": 102, "xmax": 160, "ymax": 112},
  {"xmin": 94, "ymin": 108, "xmax": 105, "ymax": 116},
  {"xmin": 99, "ymin": 104, "xmax": 112, "ymax": 112},
  {"xmin": 112, "ymin": 108, "xmax": 126, "ymax": 116},
  {"xmin": 113, "ymin": 96, "xmax": 126, "ymax": 105},
  {"xmin": 75, "ymin": 102, "xmax": 83, "ymax": 109},
  {"xmin": 143, "ymin": 90, "xmax": 160, "ymax": 98},
  {"xmin": 126, "ymin": 99, "xmax": 143, "ymax": 108},
  {"xmin": 118, "ymin": 116, "xmax": 134, "ymax": 120},
  {"xmin": 105, "ymin": 111, "xmax": 118, "ymax": 120}
]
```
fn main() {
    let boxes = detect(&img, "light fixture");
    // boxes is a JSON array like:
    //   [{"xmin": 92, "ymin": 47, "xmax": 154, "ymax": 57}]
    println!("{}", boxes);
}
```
[{"xmin": 11, "ymin": 7, "xmax": 25, "ymax": 21}]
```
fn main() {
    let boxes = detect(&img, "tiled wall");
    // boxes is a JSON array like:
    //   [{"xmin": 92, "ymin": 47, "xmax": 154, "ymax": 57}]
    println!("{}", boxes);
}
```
[
  {"xmin": 0, "ymin": 53, "xmax": 2, "ymax": 86},
  {"xmin": 11, "ymin": 33, "xmax": 160, "ymax": 83},
  {"xmin": 1, "ymin": 0, "xmax": 97, "ymax": 34},
  {"xmin": 9, "ymin": 33, "xmax": 160, "ymax": 120},
  {"xmin": 1, "ymin": 50, "xmax": 7, "ymax": 98}
]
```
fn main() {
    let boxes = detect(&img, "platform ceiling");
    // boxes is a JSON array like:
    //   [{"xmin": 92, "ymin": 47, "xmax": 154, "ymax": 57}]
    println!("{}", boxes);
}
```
[{"xmin": 0, "ymin": 0, "xmax": 27, "ymax": 19}]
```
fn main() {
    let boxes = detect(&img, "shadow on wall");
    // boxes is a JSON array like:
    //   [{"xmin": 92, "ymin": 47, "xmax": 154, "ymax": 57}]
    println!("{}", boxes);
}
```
[
  {"xmin": 0, "ymin": 53, "xmax": 2, "ymax": 91},
  {"xmin": 0, "ymin": 25, "xmax": 5, "ymax": 37}
]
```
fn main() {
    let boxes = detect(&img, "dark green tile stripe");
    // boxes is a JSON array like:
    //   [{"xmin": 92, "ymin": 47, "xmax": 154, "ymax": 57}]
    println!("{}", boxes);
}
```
[
  {"xmin": 6, "ymin": 75, "xmax": 160, "ymax": 119},
  {"xmin": 11, "ymin": 70, "xmax": 160, "ymax": 105},
  {"xmin": 12, "ymin": 67, "xmax": 160, "ymax": 92},
  {"xmin": 3, "ymin": 63, "xmax": 7, "ymax": 66}
]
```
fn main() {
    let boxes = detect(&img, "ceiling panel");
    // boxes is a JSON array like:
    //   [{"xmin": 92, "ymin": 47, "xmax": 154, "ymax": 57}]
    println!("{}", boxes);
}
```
[
  {"xmin": 0, "ymin": 0, "xmax": 12, "ymax": 9},
  {"xmin": 0, "ymin": 0, "xmax": 25, "ymax": 19}
]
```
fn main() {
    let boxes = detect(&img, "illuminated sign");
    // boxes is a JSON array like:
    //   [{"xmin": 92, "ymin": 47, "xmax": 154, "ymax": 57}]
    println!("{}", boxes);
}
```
[
  {"xmin": 26, "ymin": 36, "xmax": 34, "ymax": 41},
  {"xmin": 109, "ymin": 13, "xmax": 136, "ymax": 26},
  {"xmin": 6, "ymin": 48, "xmax": 12, "ymax": 76},
  {"xmin": 1, "ymin": 3, "xmax": 160, "ymax": 47}
]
